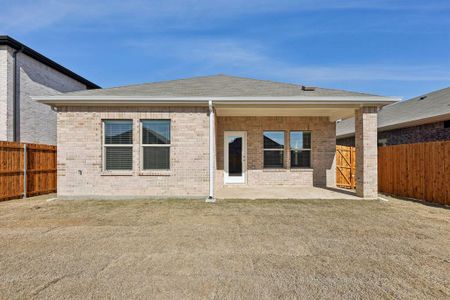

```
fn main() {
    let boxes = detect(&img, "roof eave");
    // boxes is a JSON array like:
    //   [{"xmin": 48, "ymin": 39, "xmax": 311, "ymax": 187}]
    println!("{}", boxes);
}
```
[{"xmin": 34, "ymin": 95, "xmax": 400, "ymax": 106}]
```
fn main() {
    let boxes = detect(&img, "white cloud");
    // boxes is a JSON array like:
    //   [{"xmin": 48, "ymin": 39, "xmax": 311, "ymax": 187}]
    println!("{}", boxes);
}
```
[
  {"xmin": 126, "ymin": 36, "xmax": 450, "ymax": 84},
  {"xmin": 1, "ymin": 0, "xmax": 449, "ymax": 33}
]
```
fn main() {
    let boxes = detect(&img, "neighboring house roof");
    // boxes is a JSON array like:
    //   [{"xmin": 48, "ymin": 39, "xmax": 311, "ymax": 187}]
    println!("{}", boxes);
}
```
[
  {"xmin": 0, "ymin": 35, "xmax": 100, "ymax": 89},
  {"xmin": 56, "ymin": 74, "xmax": 377, "ymax": 98},
  {"xmin": 336, "ymin": 86, "xmax": 450, "ymax": 138}
]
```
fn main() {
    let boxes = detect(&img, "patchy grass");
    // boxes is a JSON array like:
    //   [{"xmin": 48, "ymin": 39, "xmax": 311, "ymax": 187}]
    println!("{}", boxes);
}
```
[{"xmin": 0, "ymin": 196, "xmax": 449, "ymax": 299}]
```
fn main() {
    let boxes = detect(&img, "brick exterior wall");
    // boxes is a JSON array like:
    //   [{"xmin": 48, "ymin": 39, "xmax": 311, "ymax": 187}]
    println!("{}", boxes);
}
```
[
  {"xmin": 17, "ymin": 52, "xmax": 87, "ymax": 145},
  {"xmin": 57, "ymin": 106, "xmax": 210, "ymax": 199},
  {"xmin": 0, "ymin": 46, "xmax": 8, "ymax": 140},
  {"xmin": 57, "ymin": 110, "xmax": 337, "ymax": 199},
  {"xmin": 378, "ymin": 121, "xmax": 450, "ymax": 146},
  {"xmin": 337, "ymin": 120, "xmax": 450, "ymax": 147},
  {"xmin": 0, "ymin": 46, "xmax": 88, "ymax": 144},
  {"xmin": 215, "ymin": 116, "xmax": 336, "ymax": 188},
  {"xmin": 355, "ymin": 107, "xmax": 378, "ymax": 198}
]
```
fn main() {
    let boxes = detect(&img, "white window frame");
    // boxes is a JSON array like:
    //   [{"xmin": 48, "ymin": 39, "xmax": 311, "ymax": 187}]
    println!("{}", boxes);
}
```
[
  {"xmin": 263, "ymin": 130, "xmax": 285, "ymax": 168},
  {"xmin": 102, "ymin": 120, "xmax": 133, "ymax": 171},
  {"xmin": 290, "ymin": 130, "xmax": 312, "ymax": 169},
  {"xmin": 140, "ymin": 120, "xmax": 171, "ymax": 171}
]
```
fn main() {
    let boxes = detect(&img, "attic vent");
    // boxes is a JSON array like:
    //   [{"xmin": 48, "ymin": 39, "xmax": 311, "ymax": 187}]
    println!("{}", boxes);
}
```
[
  {"xmin": 301, "ymin": 85, "xmax": 316, "ymax": 91},
  {"xmin": 419, "ymin": 95, "xmax": 427, "ymax": 100}
]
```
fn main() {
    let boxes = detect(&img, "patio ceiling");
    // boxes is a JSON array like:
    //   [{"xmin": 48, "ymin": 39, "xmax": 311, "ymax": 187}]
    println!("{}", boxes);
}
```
[{"xmin": 215, "ymin": 105, "xmax": 360, "ymax": 121}]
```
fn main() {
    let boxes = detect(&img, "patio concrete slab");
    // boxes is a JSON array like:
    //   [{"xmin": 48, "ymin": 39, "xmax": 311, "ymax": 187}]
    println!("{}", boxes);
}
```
[{"xmin": 216, "ymin": 186, "xmax": 359, "ymax": 200}]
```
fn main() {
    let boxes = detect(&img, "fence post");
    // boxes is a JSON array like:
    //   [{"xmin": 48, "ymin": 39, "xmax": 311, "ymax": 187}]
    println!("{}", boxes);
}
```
[{"xmin": 23, "ymin": 144, "xmax": 27, "ymax": 199}]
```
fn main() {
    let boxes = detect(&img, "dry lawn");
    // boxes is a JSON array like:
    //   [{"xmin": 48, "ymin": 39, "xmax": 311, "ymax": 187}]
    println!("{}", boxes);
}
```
[{"xmin": 0, "ymin": 195, "xmax": 449, "ymax": 299}]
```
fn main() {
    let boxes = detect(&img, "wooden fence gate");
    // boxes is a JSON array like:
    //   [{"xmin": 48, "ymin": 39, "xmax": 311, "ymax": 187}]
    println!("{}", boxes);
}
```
[
  {"xmin": 336, "ymin": 145, "xmax": 356, "ymax": 189},
  {"xmin": 0, "ymin": 141, "xmax": 57, "ymax": 201}
]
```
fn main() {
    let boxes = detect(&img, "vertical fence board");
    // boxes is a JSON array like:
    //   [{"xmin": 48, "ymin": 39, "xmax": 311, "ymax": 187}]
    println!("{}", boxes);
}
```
[
  {"xmin": 0, "ymin": 141, "xmax": 56, "ymax": 201},
  {"xmin": 336, "ymin": 145, "xmax": 356, "ymax": 189},
  {"xmin": 338, "ymin": 141, "xmax": 449, "ymax": 205},
  {"xmin": 0, "ymin": 141, "xmax": 24, "ymax": 201},
  {"xmin": 378, "ymin": 141, "xmax": 450, "ymax": 205}
]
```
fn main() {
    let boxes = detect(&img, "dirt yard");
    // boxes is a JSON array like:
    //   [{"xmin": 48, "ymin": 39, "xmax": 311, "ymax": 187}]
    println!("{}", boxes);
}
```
[{"xmin": 0, "ymin": 195, "xmax": 449, "ymax": 299}]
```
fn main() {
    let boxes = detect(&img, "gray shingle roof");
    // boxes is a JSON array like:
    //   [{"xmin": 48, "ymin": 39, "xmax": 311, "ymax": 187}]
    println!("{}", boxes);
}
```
[
  {"xmin": 62, "ymin": 74, "xmax": 378, "ymax": 97},
  {"xmin": 336, "ymin": 86, "xmax": 450, "ymax": 138}
]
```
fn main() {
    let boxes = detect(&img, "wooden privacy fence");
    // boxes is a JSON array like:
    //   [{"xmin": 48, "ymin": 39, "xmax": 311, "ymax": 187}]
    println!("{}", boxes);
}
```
[
  {"xmin": 336, "ymin": 145, "xmax": 356, "ymax": 189},
  {"xmin": 336, "ymin": 141, "xmax": 450, "ymax": 205},
  {"xmin": 0, "ymin": 141, "xmax": 57, "ymax": 201},
  {"xmin": 378, "ymin": 141, "xmax": 450, "ymax": 206}
]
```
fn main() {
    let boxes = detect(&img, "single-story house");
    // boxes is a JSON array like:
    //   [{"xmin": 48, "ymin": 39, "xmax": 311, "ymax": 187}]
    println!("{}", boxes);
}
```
[
  {"xmin": 337, "ymin": 86, "xmax": 450, "ymax": 146},
  {"xmin": 0, "ymin": 35, "xmax": 99, "ymax": 145},
  {"xmin": 35, "ymin": 75, "xmax": 398, "ymax": 200}
]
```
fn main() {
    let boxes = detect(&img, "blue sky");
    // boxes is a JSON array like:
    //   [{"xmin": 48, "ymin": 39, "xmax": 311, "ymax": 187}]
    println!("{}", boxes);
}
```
[{"xmin": 1, "ymin": 0, "xmax": 450, "ymax": 99}]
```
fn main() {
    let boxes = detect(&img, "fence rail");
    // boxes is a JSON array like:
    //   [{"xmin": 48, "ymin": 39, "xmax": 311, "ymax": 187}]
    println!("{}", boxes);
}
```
[{"xmin": 0, "ymin": 141, "xmax": 56, "ymax": 201}]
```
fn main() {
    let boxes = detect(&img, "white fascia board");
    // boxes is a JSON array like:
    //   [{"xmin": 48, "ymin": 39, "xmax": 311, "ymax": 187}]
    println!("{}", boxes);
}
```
[{"xmin": 33, "ymin": 95, "xmax": 401, "ymax": 106}]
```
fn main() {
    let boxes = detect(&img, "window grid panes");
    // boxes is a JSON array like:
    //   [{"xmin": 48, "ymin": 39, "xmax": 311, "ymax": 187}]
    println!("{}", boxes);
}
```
[
  {"xmin": 290, "ymin": 131, "xmax": 311, "ymax": 168},
  {"xmin": 263, "ymin": 131, "xmax": 285, "ymax": 168},
  {"xmin": 103, "ymin": 120, "xmax": 133, "ymax": 171},
  {"xmin": 141, "ymin": 120, "xmax": 171, "ymax": 170}
]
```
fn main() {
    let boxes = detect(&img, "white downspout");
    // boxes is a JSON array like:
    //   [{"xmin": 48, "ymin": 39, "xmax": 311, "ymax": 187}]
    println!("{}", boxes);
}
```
[{"xmin": 206, "ymin": 100, "xmax": 216, "ymax": 202}]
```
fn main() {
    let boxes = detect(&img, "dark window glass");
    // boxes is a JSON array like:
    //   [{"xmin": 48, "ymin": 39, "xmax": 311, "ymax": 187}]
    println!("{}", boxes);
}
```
[
  {"xmin": 263, "ymin": 131, "xmax": 285, "ymax": 168},
  {"xmin": 290, "ymin": 131, "xmax": 311, "ymax": 168},
  {"xmin": 290, "ymin": 150, "xmax": 311, "ymax": 168},
  {"xmin": 228, "ymin": 136, "xmax": 242, "ymax": 176},
  {"xmin": 143, "ymin": 147, "xmax": 170, "ymax": 170},
  {"xmin": 142, "ymin": 120, "xmax": 171, "ymax": 170},
  {"xmin": 105, "ymin": 120, "xmax": 133, "ymax": 144},
  {"xmin": 142, "ymin": 120, "xmax": 170, "ymax": 144},
  {"xmin": 264, "ymin": 131, "xmax": 284, "ymax": 149},
  {"xmin": 264, "ymin": 151, "xmax": 284, "ymax": 168},
  {"xmin": 104, "ymin": 120, "xmax": 133, "ymax": 171},
  {"xmin": 105, "ymin": 147, "xmax": 133, "ymax": 170},
  {"xmin": 290, "ymin": 131, "xmax": 311, "ymax": 149},
  {"xmin": 444, "ymin": 120, "xmax": 450, "ymax": 128}
]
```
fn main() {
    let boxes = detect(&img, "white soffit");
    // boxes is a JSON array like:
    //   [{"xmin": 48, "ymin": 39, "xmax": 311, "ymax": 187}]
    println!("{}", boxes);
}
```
[{"xmin": 216, "ymin": 107, "xmax": 356, "ymax": 121}]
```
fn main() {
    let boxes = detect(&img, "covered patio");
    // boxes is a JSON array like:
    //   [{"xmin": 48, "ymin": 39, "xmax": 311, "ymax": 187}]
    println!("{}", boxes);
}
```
[{"xmin": 209, "ymin": 100, "xmax": 394, "ymax": 200}]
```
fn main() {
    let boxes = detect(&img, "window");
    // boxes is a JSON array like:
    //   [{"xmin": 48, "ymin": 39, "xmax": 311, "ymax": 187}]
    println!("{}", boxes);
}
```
[
  {"xmin": 141, "ymin": 120, "xmax": 170, "ymax": 170},
  {"xmin": 290, "ymin": 131, "xmax": 311, "ymax": 168},
  {"xmin": 103, "ymin": 120, "xmax": 133, "ymax": 171},
  {"xmin": 263, "ymin": 131, "xmax": 285, "ymax": 168}
]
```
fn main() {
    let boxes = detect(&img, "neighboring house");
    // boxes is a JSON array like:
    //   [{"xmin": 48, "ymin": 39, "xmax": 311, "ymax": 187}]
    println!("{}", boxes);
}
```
[
  {"xmin": 0, "ymin": 36, "xmax": 99, "ymax": 145},
  {"xmin": 337, "ymin": 86, "xmax": 450, "ymax": 147},
  {"xmin": 35, "ymin": 75, "xmax": 397, "ymax": 200}
]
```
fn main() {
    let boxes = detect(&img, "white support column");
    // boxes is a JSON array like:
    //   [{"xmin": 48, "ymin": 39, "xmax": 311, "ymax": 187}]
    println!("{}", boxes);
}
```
[
  {"xmin": 355, "ymin": 106, "xmax": 378, "ymax": 199},
  {"xmin": 206, "ymin": 100, "xmax": 216, "ymax": 202}
]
